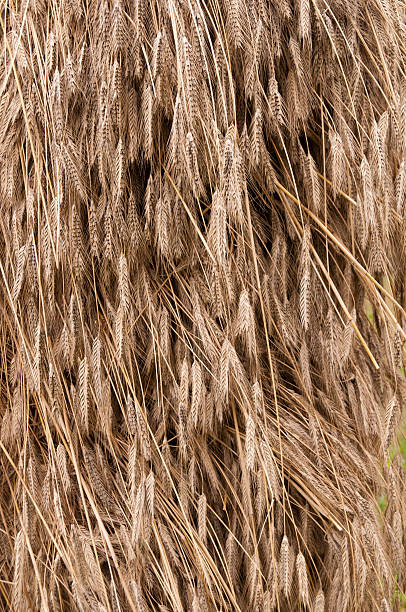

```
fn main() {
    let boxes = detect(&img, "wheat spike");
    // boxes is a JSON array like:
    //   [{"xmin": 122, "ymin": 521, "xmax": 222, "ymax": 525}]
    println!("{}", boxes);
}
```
[{"xmin": 0, "ymin": 1, "xmax": 404, "ymax": 609}]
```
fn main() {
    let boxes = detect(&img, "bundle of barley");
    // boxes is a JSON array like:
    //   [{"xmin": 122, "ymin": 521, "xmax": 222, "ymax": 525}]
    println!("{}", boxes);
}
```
[{"xmin": 0, "ymin": 0, "xmax": 405, "ymax": 610}]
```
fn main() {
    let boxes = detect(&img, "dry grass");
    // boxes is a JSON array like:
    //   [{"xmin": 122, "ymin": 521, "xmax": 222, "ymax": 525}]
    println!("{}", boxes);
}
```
[{"xmin": 0, "ymin": 0, "xmax": 406, "ymax": 610}]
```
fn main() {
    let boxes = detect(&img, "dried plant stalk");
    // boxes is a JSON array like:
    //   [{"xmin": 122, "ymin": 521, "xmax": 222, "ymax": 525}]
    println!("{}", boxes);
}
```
[{"xmin": 0, "ymin": 0, "xmax": 405, "ymax": 610}]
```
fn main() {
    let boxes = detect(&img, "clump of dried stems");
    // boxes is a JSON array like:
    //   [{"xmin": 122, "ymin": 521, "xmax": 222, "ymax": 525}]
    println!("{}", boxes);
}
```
[{"xmin": 0, "ymin": 0, "xmax": 406, "ymax": 610}]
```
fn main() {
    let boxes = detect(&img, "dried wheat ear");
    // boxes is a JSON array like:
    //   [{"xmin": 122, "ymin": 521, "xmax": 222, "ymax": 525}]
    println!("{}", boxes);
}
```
[{"xmin": 0, "ymin": 0, "xmax": 405, "ymax": 610}]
